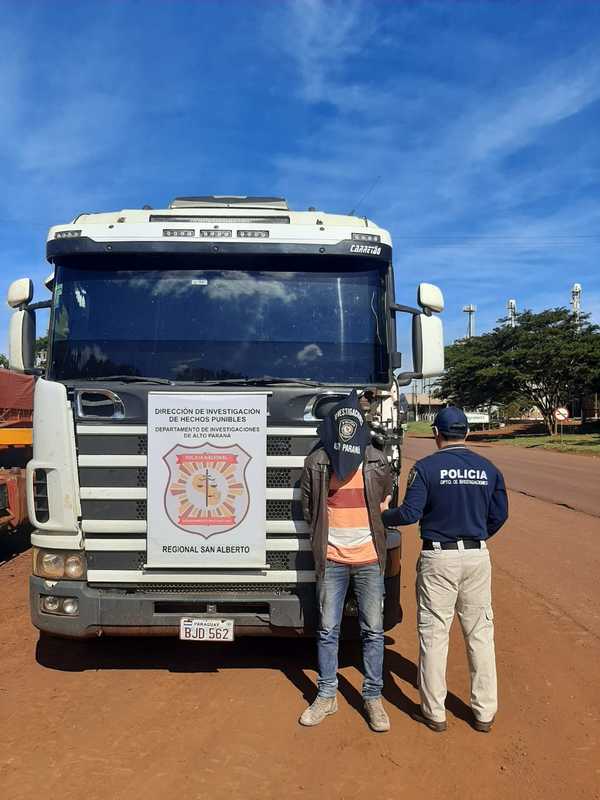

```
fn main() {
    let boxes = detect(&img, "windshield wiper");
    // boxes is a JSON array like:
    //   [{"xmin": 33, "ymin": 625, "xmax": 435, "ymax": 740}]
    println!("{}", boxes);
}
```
[
  {"xmin": 86, "ymin": 375, "xmax": 173, "ymax": 385},
  {"xmin": 202, "ymin": 376, "xmax": 321, "ymax": 387}
]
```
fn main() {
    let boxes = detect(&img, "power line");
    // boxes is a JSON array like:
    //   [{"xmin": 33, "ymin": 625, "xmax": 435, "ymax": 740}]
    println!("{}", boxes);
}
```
[{"xmin": 348, "ymin": 175, "xmax": 382, "ymax": 217}]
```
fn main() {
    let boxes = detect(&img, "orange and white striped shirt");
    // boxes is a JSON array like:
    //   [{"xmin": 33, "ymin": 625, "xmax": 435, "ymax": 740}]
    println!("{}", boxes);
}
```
[{"xmin": 326, "ymin": 466, "xmax": 378, "ymax": 566}]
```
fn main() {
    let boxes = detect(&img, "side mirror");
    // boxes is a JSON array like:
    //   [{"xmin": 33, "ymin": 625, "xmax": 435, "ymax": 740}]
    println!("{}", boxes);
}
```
[
  {"xmin": 9, "ymin": 309, "xmax": 36, "ymax": 371},
  {"xmin": 7, "ymin": 278, "xmax": 34, "ymax": 309},
  {"xmin": 412, "ymin": 313, "xmax": 444, "ymax": 378},
  {"xmin": 418, "ymin": 282, "xmax": 444, "ymax": 314}
]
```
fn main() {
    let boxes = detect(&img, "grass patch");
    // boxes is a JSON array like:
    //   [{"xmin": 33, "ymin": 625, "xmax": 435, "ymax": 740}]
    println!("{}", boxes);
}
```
[
  {"xmin": 489, "ymin": 433, "xmax": 600, "ymax": 456},
  {"xmin": 406, "ymin": 420, "xmax": 600, "ymax": 456},
  {"xmin": 406, "ymin": 421, "xmax": 434, "ymax": 437}
]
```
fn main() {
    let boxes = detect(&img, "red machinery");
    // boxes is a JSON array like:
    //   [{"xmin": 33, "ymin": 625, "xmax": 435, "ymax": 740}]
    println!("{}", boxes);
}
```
[
  {"xmin": 0, "ymin": 469, "xmax": 28, "ymax": 531},
  {"xmin": 0, "ymin": 369, "xmax": 34, "ymax": 532}
]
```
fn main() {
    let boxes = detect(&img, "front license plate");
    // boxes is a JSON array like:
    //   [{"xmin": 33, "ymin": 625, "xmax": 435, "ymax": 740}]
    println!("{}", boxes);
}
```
[{"xmin": 179, "ymin": 617, "xmax": 235, "ymax": 642}]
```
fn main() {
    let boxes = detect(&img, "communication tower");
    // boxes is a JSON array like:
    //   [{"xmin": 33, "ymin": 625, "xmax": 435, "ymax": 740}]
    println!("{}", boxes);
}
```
[
  {"xmin": 463, "ymin": 304, "xmax": 476, "ymax": 338},
  {"xmin": 507, "ymin": 299, "xmax": 517, "ymax": 328},
  {"xmin": 571, "ymin": 283, "xmax": 582, "ymax": 328}
]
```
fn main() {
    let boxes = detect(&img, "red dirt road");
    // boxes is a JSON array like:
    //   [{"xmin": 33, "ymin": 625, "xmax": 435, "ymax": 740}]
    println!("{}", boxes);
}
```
[{"xmin": 1, "ymin": 444, "xmax": 600, "ymax": 800}]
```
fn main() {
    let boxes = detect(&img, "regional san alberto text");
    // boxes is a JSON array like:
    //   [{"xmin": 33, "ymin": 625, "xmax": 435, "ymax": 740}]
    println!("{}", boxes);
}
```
[{"xmin": 162, "ymin": 545, "xmax": 251, "ymax": 554}]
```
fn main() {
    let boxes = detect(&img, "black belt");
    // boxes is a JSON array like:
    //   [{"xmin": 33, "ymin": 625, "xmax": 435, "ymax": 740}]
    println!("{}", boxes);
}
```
[{"xmin": 422, "ymin": 539, "xmax": 483, "ymax": 551}]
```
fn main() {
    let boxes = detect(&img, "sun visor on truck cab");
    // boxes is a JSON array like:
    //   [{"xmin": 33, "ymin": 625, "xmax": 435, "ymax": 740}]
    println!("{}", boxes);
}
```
[{"xmin": 46, "ymin": 236, "xmax": 392, "ymax": 263}]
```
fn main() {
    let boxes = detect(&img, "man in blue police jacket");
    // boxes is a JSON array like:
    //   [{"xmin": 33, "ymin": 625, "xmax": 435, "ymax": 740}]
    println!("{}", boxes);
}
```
[{"xmin": 382, "ymin": 406, "xmax": 508, "ymax": 733}]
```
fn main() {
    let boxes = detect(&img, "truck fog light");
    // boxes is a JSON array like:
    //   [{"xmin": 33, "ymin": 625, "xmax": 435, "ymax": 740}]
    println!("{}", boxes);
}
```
[
  {"xmin": 41, "ymin": 552, "xmax": 65, "ymax": 579},
  {"xmin": 42, "ymin": 595, "xmax": 60, "ymax": 613},
  {"xmin": 64, "ymin": 554, "xmax": 86, "ymax": 579},
  {"xmin": 62, "ymin": 598, "xmax": 79, "ymax": 616}
]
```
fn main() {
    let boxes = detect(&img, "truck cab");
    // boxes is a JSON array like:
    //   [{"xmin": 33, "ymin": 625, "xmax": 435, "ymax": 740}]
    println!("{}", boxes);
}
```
[{"xmin": 7, "ymin": 196, "xmax": 444, "ymax": 639}]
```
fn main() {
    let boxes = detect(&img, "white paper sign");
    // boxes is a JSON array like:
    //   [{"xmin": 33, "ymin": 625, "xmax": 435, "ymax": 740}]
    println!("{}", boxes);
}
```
[
  {"xmin": 146, "ymin": 392, "xmax": 267, "ymax": 568},
  {"xmin": 465, "ymin": 412, "xmax": 490, "ymax": 425}
]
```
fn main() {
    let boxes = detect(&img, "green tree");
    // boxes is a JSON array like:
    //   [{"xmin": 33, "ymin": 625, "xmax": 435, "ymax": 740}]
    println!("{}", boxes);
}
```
[
  {"xmin": 34, "ymin": 335, "xmax": 48, "ymax": 370},
  {"xmin": 435, "ymin": 308, "xmax": 600, "ymax": 434},
  {"xmin": 0, "ymin": 338, "xmax": 48, "ymax": 372}
]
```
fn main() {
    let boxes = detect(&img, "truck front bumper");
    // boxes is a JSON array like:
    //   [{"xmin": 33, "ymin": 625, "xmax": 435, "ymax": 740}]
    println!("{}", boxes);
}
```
[{"xmin": 30, "ymin": 573, "xmax": 401, "ymax": 639}]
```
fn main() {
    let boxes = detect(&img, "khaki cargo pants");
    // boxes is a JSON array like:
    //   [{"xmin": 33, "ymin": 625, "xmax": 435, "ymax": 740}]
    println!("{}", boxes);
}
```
[{"xmin": 416, "ymin": 542, "xmax": 497, "ymax": 724}]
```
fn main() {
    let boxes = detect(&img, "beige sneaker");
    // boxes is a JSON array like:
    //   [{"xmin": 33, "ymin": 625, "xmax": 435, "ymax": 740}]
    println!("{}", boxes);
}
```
[
  {"xmin": 364, "ymin": 698, "xmax": 390, "ymax": 732},
  {"xmin": 299, "ymin": 696, "xmax": 338, "ymax": 726}
]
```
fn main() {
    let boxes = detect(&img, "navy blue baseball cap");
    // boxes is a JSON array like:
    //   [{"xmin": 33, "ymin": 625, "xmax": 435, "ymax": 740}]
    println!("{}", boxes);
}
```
[{"xmin": 432, "ymin": 406, "xmax": 469, "ymax": 436}]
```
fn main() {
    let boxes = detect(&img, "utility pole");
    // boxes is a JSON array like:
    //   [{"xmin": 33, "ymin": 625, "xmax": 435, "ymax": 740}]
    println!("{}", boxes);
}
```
[
  {"xmin": 412, "ymin": 380, "xmax": 419, "ymax": 422},
  {"xmin": 507, "ymin": 298, "xmax": 517, "ymax": 328},
  {"xmin": 571, "ymin": 283, "xmax": 582, "ymax": 329},
  {"xmin": 463, "ymin": 304, "xmax": 476, "ymax": 339},
  {"xmin": 570, "ymin": 283, "xmax": 584, "ymax": 421}
]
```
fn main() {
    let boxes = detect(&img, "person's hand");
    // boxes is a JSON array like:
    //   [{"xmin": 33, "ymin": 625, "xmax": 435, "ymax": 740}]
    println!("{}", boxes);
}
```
[{"xmin": 381, "ymin": 507, "xmax": 396, "ymax": 527}]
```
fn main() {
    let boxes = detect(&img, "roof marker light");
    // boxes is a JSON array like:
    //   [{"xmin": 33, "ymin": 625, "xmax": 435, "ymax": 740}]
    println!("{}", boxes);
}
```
[
  {"xmin": 163, "ymin": 229, "xmax": 195, "ymax": 237},
  {"xmin": 55, "ymin": 230, "xmax": 82, "ymax": 239},
  {"xmin": 351, "ymin": 232, "xmax": 380, "ymax": 243},
  {"xmin": 198, "ymin": 229, "xmax": 233, "ymax": 238},
  {"xmin": 238, "ymin": 230, "xmax": 269, "ymax": 238}
]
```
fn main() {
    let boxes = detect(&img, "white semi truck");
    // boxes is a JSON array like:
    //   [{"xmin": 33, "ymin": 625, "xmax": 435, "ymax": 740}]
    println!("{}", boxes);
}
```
[{"xmin": 8, "ymin": 196, "xmax": 444, "ymax": 639}]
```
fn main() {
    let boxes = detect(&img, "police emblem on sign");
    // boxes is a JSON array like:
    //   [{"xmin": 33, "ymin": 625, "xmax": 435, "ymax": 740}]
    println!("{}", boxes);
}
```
[
  {"xmin": 338, "ymin": 418, "xmax": 358, "ymax": 443},
  {"xmin": 163, "ymin": 442, "xmax": 251, "ymax": 537}
]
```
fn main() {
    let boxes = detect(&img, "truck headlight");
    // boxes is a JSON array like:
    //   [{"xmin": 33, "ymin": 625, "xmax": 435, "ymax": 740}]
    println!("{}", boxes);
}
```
[
  {"xmin": 42, "ymin": 595, "xmax": 61, "ymax": 612},
  {"xmin": 41, "ymin": 552, "xmax": 64, "ymax": 578},
  {"xmin": 40, "ymin": 595, "xmax": 80, "ymax": 616},
  {"xmin": 33, "ymin": 548, "xmax": 87, "ymax": 580},
  {"xmin": 65, "ymin": 554, "xmax": 86, "ymax": 579},
  {"xmin": 62, "ymin": 598, "xmax": 79, "ymax": 615}
]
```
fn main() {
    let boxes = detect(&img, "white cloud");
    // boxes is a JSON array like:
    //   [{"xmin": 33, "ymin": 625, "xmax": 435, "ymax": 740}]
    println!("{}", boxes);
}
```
[
  {"xmin": 206, "ymin": 272, "xmax": 296, "ymax": 303},
  {"xmin": 280, "ymin": 0, "xmax": 379, "ymax": 107},
  {"xmin": 464, "ymin": 59, "xmax": 600, "ymax": 162},
  {"xmin": 267, "ymin": 3, "xmax": 600, "ymax": 345},
  {"xmin": 297, "ymin": 343, "xmax": 323, "ymax": 363}
]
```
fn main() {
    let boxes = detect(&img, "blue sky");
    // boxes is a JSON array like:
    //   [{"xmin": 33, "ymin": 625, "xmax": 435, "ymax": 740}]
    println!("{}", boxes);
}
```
[{"xmin": 2, "ymin": 0, "xmax": 600, "ymax": 358}]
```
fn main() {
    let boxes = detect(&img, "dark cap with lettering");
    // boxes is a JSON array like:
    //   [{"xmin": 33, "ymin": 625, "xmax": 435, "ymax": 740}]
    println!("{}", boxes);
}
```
[{"xmin": 433, "ymin": 406, "xmax": 469, "ymax": 436}]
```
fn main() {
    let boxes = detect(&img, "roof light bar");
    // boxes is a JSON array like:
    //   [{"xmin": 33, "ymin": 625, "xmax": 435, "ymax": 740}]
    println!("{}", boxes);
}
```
[
  {"xmin": 163, "ymin": 229, "xmax": 195, "ymax": 237},
  {"xmin": 198, "ymin": 229, "xmax": 233, "ymax": 238},
  {"xmin": 351, "ymin": 232, "xmax": 381, "ymax": 243},
  {"xmin": 55, "ymin": 230, "xmax": 82, "ymax": 239},
  {"xmin": 237, "ymin": 230, "xmax": 269, "ymax": 238}
]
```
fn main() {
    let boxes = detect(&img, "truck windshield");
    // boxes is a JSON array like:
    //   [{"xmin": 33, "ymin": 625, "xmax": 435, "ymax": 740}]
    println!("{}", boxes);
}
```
[{"xmin": 49, "ymin": 254, "xmax": 389, "ymax": 384}]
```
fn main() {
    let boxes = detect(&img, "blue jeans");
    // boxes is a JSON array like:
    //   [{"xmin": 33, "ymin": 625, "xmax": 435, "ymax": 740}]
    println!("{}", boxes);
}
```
[{"xmin": 316, "ymin": 560, "xmax": 385, "ymax": 699}]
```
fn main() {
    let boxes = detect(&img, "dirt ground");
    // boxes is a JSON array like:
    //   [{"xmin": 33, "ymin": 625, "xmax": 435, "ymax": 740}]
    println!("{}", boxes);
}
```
[{"xmin": 1, "ymin": 445, "xmax": 599, "ymax": 800}]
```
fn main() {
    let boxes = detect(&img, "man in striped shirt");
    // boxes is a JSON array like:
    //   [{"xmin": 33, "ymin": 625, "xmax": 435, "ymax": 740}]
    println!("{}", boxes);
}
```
[{"xmin": 299, "ymin": 390, "xmax": 393, "ymax": 732}]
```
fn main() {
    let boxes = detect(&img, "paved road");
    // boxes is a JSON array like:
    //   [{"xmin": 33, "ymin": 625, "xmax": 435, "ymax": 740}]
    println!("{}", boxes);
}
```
[
  {"xmin": 404, "ymin": 437, "xmax": 600, "ymax": 517},
  {"xmin": 1, "ymin": 447, "xmax": 600, "ymax": 800}
]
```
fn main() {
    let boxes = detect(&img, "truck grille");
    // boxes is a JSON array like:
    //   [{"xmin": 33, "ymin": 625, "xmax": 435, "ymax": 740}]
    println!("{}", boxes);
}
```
[
  {"xmin": 89, "ymin": 550, "xmax": 312, "ymax": 572},
  {"xmin": 106, "ymin": 583, "xmax": 296, "ymax": 594},
  {"xmin": 266, "ymin": 500, "xmax": 292, "ymax": 520},
  {"xmin": 267, "ymin": 467, "xmax": 302, "ymax": 493},
  {"xmin": 33, "ymin": 469, "xmax": 50, "ymax": 523},
  {"xmin": 77, "ymin": 424, "xmax": 318, "ymax": 585},
  {"xmin": 266, "ymin": 436, "xmax": 291, "ymax": 456}
]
